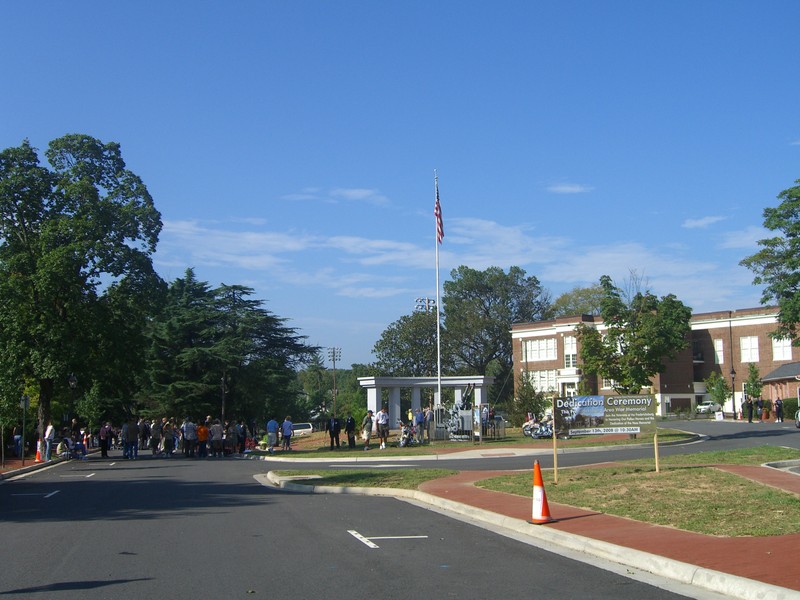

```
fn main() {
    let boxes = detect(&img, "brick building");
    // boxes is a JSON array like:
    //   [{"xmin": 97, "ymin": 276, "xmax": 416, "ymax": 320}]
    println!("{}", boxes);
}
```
[{"xmin": 511, "ymin": 306, "xmax": 800, "ymax": 416}]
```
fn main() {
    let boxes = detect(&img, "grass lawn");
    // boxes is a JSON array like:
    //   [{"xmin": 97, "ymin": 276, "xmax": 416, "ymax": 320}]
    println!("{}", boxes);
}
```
[
  {"xmin": 476, "ymin": 446, "xmax": 800, "ymax": 537},
  {"xmin": 274, "ymin": 445, "xmax": 800, "ymax": 537}
]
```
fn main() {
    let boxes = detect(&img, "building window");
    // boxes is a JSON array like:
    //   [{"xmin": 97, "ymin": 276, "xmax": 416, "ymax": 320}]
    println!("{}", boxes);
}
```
[
  {"xmin": 522, "ymin": 338, "xmax": 557, "ymax": 362},
  {"xmin": 564, "ymin": 336, "xmax": 577, "ymax": 368},
  {"xmin": 740, "ymin": 336, "xmax": 759, "ymax": 363},
  {"xmin": 772, "ymin": 337, "xmax": 792, "ymax": 361},
  {"xmin": 525, "ymin": 369, "xmax": 557, "ymax": 392},
  {"xmin": 713, "ymin": 339, "xmax": 723, "ymax": 365},
  {"xmin": 601, "ymin": 377, "xmax": 617, "ymax": 390}
]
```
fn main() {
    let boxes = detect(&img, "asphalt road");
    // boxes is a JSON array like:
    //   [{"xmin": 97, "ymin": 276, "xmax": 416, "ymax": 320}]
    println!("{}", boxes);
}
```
[
  {"xmin": 273, "ymin": 418, "xmax": 800, "ymax": 471},
  {"xmin": 0, "ymin": 452, "xmax": 726, "ymax": 600}
]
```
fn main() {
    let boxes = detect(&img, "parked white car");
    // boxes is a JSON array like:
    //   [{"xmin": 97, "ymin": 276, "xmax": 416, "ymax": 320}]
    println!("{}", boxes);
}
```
[
  {"xmin": 292, "ymin": 422, "xmax": 313, "ymax": 436},
  {"xmin": 696, "ymin": 401, "xmax": 722, "ymax": 414}
]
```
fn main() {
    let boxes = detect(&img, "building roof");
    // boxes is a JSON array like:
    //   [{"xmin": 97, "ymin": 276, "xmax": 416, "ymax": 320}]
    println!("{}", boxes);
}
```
[{"xmin": 762, "ymin": 362, "xmax": 800, "ymax": 382}]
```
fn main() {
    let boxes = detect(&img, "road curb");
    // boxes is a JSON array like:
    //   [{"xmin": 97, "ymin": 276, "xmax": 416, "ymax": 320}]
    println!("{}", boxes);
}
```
[{"xmin": 262, "ymin": 472, "xmax": 795, "ymax": 600}]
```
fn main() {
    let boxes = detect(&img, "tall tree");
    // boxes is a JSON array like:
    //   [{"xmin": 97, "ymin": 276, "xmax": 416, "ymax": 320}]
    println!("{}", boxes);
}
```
[
  {"xmin": 740, "ymin": 179, "xmax": 800, "ymax": 342},
  {"xmin": 0, "ymin": 135, "xmax": 162, "ymax": 439},
  {"xmin": 372, "ymin": 310, "xmax": 442, "ymax": 376},
  {"xmin": 575, "ymin": 274, "xmax": 692, "ymax": 394},
  {"xmin": 549, "ymin": 284, "xmax": 604, "ymax": 317},
  {"xmin": 140, "ymin": 270, "xmax": 318, "ymax": 422},
  {"xmin": 443, "ymin": 266, "xmax": 551, "ymax": 404}
]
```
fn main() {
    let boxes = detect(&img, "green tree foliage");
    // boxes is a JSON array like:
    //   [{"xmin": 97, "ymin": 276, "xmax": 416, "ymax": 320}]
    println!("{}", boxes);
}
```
[
  {"xmin": 575, "ymin": 275, "xmax": 692, "ymax": 395},
  {"xmin": 0, "ymin": 135, "xmax": 163, "ymax": 439},
  {"xmin": 740, "ymin": 179, "xmax": 800, "ymax": 343},
  {"xmin": 443, "ymin": 266, "xmax": 551, "ymax": 405},
  {"xmin": 704, "ymin": 371, "xmax": 732, "ymax": 407},
  {"xmin": 510, "ymin": 372, "xmax": 550, "ymax": 426},
  {"xmin": 549, "ymin": 284, "xmax": 604, "ymax": 317},
  {"xmin": 140, "ymin": 269, "xmax": 318, "ymax": 423},
  {"xmin": 373, "ymin": 310, "xmax": 442, "ymax": 376},
  {"xmin": 744, "ymin": 363, "xmax": 763, "ymax": 400}
]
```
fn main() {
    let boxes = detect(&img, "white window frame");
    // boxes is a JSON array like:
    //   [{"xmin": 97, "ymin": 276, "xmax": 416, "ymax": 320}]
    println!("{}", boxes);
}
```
[
  {"xmin": 713, "ymin": 339, "xmax": 723, "ymax": 365},
  {"xmin": 525, "ymin": 369, "xmax": 557, "ymax": 393},
  {"xmin": 772, "ymin": 337, "xmax": 792, "ymax": 361},
  {"xmin": 564, "ymin": 336, "xmax": 577, "ymax": 368},
  {"xmin": 740, "ymin": 336, "xmax": 759, "ymax": 363},
  {"xmin": 522, "ymin": 338, "xmax": 557, "ymax": 362}
]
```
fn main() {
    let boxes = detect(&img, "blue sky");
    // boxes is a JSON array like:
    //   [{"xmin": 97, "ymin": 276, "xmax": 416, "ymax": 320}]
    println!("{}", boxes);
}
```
[{"xmin": 3, "ymin": 2, "xmax": 799, "ymax": 367}]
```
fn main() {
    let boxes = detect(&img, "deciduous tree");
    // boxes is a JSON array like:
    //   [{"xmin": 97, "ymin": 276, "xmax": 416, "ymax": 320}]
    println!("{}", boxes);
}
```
[
  {"xmin": 575, "ymin": 275, "xmax": 692, "ymax": 395},
  {"xmin": 740, "ymin": 179, "xmax": 800, "ymax": 342}
]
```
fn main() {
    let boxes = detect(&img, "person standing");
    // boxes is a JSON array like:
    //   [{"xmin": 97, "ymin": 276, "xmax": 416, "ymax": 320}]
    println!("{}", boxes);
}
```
[
  {"xmin": 196, "ymin": 419, "xmax": 209, "ymax": 457},
  {"xmin": 376, "ymin": 406, "xmax": 390, "ymax": 450},
  {"xmin": 325, "ymin": 414, "xmax": 341, "ymax": 450},
  {"xmin": 44, "ymin": 420, "xmax": 55, "ymax": 461},
  {"xmin": 162, "ymin": 419, "xmax": 175, "ymax": 457},
  {"xmin": 281, "ymin": 416, "xmax": 293, "ymax": 451},
  {"xmin": 414, "ymin": 408, "xmax": 426, "ymax": 444},
  {"xmin": 361, "ymin": 410, "xmax": 373, "ymax": 451},
  {"xmin": 746, "ymin": 397, "xmax": 754, "ymax": 423},
  {"xmin": 756, "ymin": 398, "xmax": 764, "ymax": 421},
  {"xmin": 775, "ymin": 397, "xmax": 784, "ymax": 422},
  {"xmin": 99, "ymin": 422, "xmax": 113, "ymax": 458},
  {"xmin": 183, "ymin": 417, "xmax": 197, "ymax": 458},
  {"xmin": 149, "ymin": 419, "xmax": 162, "ymax": 456},
  {"xmin": 344, "ymin": 412, "xmax": 357, "ymax": 449},
  {"xmin": 265, "ymin": 417, "xmax": 279, "ymax": 454},
  {"xmin": 209, "ymin": 419, "xmax": 224, "ymax": 458}
]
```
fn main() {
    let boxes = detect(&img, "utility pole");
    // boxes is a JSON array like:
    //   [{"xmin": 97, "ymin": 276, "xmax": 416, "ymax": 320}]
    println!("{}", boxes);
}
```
[{"xmin": 328, "ymin": 347, "xmax": 342, "ymax": 417}]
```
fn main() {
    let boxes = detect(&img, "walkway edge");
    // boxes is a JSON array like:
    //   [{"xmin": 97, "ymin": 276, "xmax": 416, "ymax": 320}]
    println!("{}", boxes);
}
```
[{"xmin": 260, "ymin": 472, "xmax": 796, "ymax": 600}]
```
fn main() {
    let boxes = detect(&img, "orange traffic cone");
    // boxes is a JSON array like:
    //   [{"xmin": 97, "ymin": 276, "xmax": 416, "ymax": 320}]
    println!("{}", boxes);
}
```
[
  {"xmin": 528, "ymin": 459, "xmax": 553, "ymax": 524},
  {"xmin": 35, "ymin": 441, "xmax": 43, "ymax": 463}
]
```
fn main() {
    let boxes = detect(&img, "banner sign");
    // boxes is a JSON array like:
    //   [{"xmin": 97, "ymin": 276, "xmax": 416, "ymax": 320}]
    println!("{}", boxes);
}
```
[{"xmin": 553, "ymin": 395, "xmax": 657, "ymax": 437}]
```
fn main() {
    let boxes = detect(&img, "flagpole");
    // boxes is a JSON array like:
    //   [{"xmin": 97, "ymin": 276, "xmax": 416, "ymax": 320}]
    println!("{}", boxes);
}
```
[{"xmin": 434, "ymin": 171, "xmax": 442, "ymax": 413}]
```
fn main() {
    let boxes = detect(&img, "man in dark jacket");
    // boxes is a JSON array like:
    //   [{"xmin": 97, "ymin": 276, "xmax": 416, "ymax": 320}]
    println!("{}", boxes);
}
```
[{"xmin": 325, "ymin": 415, "xmax": 341, "ymax": 450}]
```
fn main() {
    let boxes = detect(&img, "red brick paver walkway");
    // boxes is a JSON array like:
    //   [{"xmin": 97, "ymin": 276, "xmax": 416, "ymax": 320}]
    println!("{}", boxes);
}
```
[{"xmin": 419, "ymin": 467, "xmax": 800, "ymax": 592}]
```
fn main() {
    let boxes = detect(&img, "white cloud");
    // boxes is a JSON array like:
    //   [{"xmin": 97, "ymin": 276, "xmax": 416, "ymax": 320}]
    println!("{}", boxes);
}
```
[
  {"xmin": 682, "ymin": 216, "xmax": 725, "ymax": 229},
  {"xmin": 718, "ymin": 226, "xmax": 768, "ymax": 250},
  {"xmin": 330, "ymin": 188, "xmax": 390, "ymax": 205},
  {"xmin": 547, "ymin": 183, "xmax": 594, "ymax": 194}
]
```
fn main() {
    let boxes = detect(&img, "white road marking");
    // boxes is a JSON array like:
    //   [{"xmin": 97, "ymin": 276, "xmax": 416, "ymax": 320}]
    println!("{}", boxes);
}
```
[
  {"xmin": 44, "ymin": 490, "xmax": 60, "ymax": 498},
  {"xmin": 332, "ymin": 464, "xmax": 420, "ymax": 469},
  {"xmin": 348, "ymin": 530, "xmax": 428, "ymax": 549},
  {"xmin": 348, "ymin": 530, "xmax": 379, "ymax": 548}
]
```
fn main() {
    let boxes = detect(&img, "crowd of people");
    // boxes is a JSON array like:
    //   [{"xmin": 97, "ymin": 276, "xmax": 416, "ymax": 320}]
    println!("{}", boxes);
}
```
[{"xmin": 99, "ymin": 416, "xmax": 255, "ymax": 459}]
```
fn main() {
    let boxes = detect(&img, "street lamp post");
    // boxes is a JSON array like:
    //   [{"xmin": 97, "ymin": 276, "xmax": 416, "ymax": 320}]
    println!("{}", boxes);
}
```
[
  {"xmin": 20, "ymin": 394, "xmax": 29, "ymax": 467},
  {"xmin": 68, "ymin": 374, "xmax": 77, "ymax": 425},
  {"xmin": 328, "ymin": 347, "xmax": 342, "ymax": 417},
  {"xmin": 730, "ymin": 368, "xmax": 736, "ymax": 419}
]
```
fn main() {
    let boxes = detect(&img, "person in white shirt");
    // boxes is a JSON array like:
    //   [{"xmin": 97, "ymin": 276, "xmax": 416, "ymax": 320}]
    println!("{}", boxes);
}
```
[{"xmin": 376, "ymin": 406, "xmax": 390, "ymax": 450}]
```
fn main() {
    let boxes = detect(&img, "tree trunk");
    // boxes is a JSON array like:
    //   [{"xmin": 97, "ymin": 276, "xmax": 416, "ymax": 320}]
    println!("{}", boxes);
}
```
[{"xmin": 36, "ymin": 378, "xmax": 54, "ymax": 441}]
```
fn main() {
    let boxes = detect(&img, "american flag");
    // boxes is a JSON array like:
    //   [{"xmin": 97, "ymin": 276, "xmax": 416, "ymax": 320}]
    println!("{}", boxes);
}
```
[{"xmin": 434, "ymin": 180, "xmax": 444, "ymax": 244}]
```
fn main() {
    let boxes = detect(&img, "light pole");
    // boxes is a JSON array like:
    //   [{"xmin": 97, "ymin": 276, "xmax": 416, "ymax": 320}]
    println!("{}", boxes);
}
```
[
  {"xmin": 328, "ymin": 347, "xmax": 341, "ymax": 417},
  {"xmin": 68, "ymin": 373, "xmax": 77, "ymax": 425},
  {"xmin": 221, "ymin": 375, "xmax": 227, "ymax": 423},
  {"xmin": 20, "ymin": 394, "xmax": 29, "ymax": 467},
  {"xmin": 730, "ymin": 368, "xmax": 736, "ymax": 419},
  {"xmin": 415, "ymin": 297, "xmax": 436, "ymax": 313}
]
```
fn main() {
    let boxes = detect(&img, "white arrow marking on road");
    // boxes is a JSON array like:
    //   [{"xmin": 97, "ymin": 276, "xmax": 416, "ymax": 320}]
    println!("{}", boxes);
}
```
[
  {"xmin": 348, "ymin": 530, "xmax": 428, "ymax": 549},
  {"xmin": 348, "ymin": 530, "xmax": 379, "ymax": 548},
  {"xmin": 85, "ymin": 473, "xmax": 95, "ymax": 478},
  {"xmin": 44, "ymin": 490, "xmax": 60, "ymax": 498}
]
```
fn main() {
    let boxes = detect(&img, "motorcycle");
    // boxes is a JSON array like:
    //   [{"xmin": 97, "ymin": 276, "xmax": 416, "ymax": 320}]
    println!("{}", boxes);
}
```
[
  {"xmin": 398, "ymin": 421, "xmax": 418, "ymax": 447},
  {"xmin": 531, "ymin": 421, "xmax": 553, "ymax": 439},
  {"xmin": 523, "ymin": 416, "xmax": 555, "ymax": 439}
]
